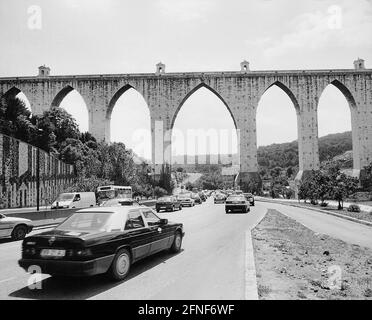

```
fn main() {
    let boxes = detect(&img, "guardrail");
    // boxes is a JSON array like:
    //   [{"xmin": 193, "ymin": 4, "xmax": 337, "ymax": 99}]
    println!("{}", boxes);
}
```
[{"xmin": 3, "ymin": 200, "xmax": 157, "ymax": 221}]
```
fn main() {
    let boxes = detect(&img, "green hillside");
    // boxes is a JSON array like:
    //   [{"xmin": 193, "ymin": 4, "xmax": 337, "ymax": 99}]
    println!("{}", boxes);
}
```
[{"xmin": 257, "ymin": 131, "xmax": 352, "ymax": 178}]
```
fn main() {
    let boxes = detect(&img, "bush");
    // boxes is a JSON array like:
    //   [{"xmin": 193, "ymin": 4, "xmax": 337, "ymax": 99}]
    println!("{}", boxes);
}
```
[
  {"xmin": 153, "ymin": 186, "xmax": 168, "ymax": 198},
  {"xmin": 347, "ymin": 204, "xmax": 361, "ymax": 213},
  {"xmin": 320, "ymin": 202, "xmax": 329, "ymax": 207},
  {"xmin": 310, "ymin": 199, "xmax": 318, "ymax": 205}
]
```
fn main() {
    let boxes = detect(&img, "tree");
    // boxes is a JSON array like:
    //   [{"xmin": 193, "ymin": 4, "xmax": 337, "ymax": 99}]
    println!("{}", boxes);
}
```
[
  {"xmin": 158, "ymin": 164, "xmax": 174, "ymax": 194},
  {"xmin": 361, "ymin": 162, "xmax": 372, "ymax": 191},
  {"xmin": 154, "ymin": 186, "xmax": 168, "ymax": 198},
  {"xmin": 298, "ymin": 162, "xmax": 358, "ymax": 209},
  {"xmin": 0, "ymin": 96, "xmax": 38, "ymax": 144},
  {"xmin": 40, "ymin": 106, "xmax": 80, "ymax": 146},
  {"xmin": 326, "ymin": 162, "xmax": 359, "ymax": 209},
  {"xmin": 65, "ymin": 177, "xmax": 113, "ymax": 193}
]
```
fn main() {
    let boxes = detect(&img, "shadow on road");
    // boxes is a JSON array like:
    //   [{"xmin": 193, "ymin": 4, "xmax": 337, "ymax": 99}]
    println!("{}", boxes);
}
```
[
  {"xmin": 0, "ymin": 238, "xmax": 18, "ymax": 244},
  {"xmin": 9, "ymin": 249, "xmax": 184, "ymax": 300}
]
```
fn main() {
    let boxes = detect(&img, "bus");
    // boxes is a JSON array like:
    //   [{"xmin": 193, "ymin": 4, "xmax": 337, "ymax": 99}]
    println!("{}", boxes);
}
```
[{"xmin": 96, "ymin": 185, "xmax": 133, "ymax": 204}]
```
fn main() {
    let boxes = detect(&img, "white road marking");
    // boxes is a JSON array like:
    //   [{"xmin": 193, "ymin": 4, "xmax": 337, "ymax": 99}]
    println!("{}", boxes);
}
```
[
  {"xmin": 245, "ymin": 230, "xmax": 258, "ymax": 300},
  {"xmin": 0, "ymin": 277, "xmax": 16, "ymax": 284}
]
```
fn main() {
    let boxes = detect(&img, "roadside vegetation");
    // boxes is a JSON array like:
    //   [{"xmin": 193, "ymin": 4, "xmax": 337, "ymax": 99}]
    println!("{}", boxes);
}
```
[
  {"xmin": 174, "ymin": 165, "xmax": 235, "ymax": 191},
  {"xmin": 0, "ymin": 95, "xmax": 172, "ymax": 198}
]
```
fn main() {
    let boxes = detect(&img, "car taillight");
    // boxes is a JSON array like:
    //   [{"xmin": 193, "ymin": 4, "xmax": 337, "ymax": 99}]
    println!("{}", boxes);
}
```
[{"xmin": 24, "ymin": 247, "xmax": 36, "ymax": 255}]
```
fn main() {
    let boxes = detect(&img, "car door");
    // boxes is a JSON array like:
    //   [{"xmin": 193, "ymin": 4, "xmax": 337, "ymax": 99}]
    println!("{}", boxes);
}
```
[
  {"xmin": 124, "ymin": 209, "xmax": 152, "ymax": 261},
  {"xmin": 174, "ymin": 196, "xmax": 181, "ymax": 208},
  {"xmin": 141, "ymin": 208, "xmax": 171, "ymax": 254},
  {"xmin": 0, "ymin": 215, "xmax": 13, "ymax": 238}
]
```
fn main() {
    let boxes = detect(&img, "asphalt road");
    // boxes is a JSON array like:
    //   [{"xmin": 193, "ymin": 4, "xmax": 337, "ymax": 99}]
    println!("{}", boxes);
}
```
[
  {"xmin": 0, "ymin": 198, "xmax": 266, "ymax": 300},
  {"xmin": 0, "ymin": 198, "xmax": 371, "ymax": 300}
]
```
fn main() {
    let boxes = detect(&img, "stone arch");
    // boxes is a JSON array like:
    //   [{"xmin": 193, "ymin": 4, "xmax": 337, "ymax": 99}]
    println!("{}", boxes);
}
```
[
  {"xmin": 171, "ymin": 82, "xmax": 237, "ymax": 130},
  {"xmin": 106, "ymin": 84, "xmax": 151, "ymax": 156},
  {"xmin": 2, "ymin": 86, "xmax": 32, "ymax": 112},
  {"xmin": 3, "ymin": 86, "xmax": 22, "ymax": 99},
  {"xmin": 51, "ymin": 85, "xmax": 88, "ymax": 108},
  {"xmin": 324, "ymin": 79, "xmax": 357, "ymax": 110},
  {"xmin": 51, "ymin": 85, "xmax": 90, "ymax": 132},
  {"xmin": 317, "ymin": 79, "xmax": 359, "ymax": 171},
  {"xmin": 106, "ymin": 84, "xmax": 150, "ymax": 121},
  {"xmin": 258, "ymin": 81, "xmax": 300, "ymax": 114},
  {"xmin": 256, "ymin": 80, "xmax": 301, "ymax": 181}
]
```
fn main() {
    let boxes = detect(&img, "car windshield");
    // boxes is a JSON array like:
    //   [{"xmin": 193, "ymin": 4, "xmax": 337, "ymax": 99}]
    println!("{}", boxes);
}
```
[
  {"xmin": 178, "ymin": 194, "xmax": 190, "ymax": 199},
  {"xmin": 56, "ymin": 212, "xmax": 113, "ymax": 232},
  {"xmin": 101, "ymin": 198, "xmax": 133, "ymax": 207},
  {"xmin": 56, "ymin": 193, "xmax": 75, "ymax": 201},
  {"xmin": 228, "ymin": 196, "xmax": 245, "ymax": 201},
  {"xmin": 97, "ymin": 190, "xmax": 115, "ymax": 200},
  {"xmin": 158, "ymin": 197, "xmax": 172, "ymax": 202}
]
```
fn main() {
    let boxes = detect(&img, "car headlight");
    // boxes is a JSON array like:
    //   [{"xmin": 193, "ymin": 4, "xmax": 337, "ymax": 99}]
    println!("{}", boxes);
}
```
[{"xmin": 75, "ymin": 249, "xmax": 92, "ymax": 257}]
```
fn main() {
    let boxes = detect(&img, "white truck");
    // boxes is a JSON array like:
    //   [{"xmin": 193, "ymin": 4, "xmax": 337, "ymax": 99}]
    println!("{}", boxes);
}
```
[{"xmin": 51, "ymin": 192, "xmax": 96, "ymax": 209}]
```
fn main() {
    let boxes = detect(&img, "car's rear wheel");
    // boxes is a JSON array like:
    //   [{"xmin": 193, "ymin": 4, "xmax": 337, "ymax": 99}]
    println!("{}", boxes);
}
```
[
  {"xmin": 12, "ymin": 225, "xmax": 27, "ymax": 241},
  {"xmin": 109, "ymin": 248, "xmax": 131, "ymax": 281},
  {"xmin": 170, "ymin": 231, "xmax": 182, "ymax": 253}
]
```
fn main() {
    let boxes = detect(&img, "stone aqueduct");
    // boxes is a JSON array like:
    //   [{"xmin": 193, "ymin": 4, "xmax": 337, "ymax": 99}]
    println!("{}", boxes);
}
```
[{"xmin": 0, "ymin": 60, "xmax": 371, "ymax": 189}]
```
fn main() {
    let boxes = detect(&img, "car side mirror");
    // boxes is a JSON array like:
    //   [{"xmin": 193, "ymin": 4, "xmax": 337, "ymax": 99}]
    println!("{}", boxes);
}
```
[{"xmin": 159, "ymin": 218, "xmax": 168, "ymax": 225}]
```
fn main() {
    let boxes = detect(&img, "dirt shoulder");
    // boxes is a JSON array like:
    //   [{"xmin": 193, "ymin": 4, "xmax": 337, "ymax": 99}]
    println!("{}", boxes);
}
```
[{"xmin": 252, "ymin": 209, "xmax": 372, "ymax": 300}]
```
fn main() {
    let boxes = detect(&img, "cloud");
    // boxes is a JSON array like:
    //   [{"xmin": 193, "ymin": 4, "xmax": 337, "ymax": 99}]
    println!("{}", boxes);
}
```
[
  {"xmin": 156, "ymin": 0, "xmax": 214, "ymax": 22},
  {"xmin": 257, "ymin": 1, "xmax": 372, "ymax": 59}
]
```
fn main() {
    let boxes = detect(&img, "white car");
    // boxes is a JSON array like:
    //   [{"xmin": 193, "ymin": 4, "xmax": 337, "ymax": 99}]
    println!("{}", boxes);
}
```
[
  {"xmin": 177, "ymin": 193, "xmax": 195, "ymax": 207},
  {"xmin": 0, "ymin": 213, "xmax": 34, "ymax": 240}
]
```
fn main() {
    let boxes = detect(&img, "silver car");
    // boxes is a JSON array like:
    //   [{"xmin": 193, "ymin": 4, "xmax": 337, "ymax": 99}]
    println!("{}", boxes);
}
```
[
  {"xmin": 225, "ymin": 195, "xmax": 250, "ymax": 214},
  {"xmin": 0, "ymin": 213, "xmax": 34, "ymax": 240}
]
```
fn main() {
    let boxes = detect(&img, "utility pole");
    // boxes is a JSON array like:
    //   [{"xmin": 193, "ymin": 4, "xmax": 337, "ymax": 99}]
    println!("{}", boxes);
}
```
[{"xmin": 36, "ymin": 147, "xmax": 40, "ymax": 211}]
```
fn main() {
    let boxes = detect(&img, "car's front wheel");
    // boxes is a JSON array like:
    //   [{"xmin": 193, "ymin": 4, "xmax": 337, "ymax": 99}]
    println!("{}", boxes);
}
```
[
  {"xmin": 109, "ymin": 248, "xmax": 131, "ymax": 281},
  {"xmin": 170, "ymin": 231, "xmax": 182, "ymax": 253},
  {"xmin": 12, "ymin": 225, "xmax": 27, "ymax": 241}
]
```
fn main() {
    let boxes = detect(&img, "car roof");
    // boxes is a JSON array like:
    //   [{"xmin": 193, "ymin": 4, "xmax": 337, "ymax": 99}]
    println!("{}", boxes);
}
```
[{"xmin": 77, "ymin": 206, "xmax": 147, "ymax": 214}]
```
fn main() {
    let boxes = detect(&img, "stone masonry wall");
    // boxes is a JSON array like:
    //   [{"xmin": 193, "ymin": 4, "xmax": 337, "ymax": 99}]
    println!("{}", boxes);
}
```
[{"xmin": 0, "ymin": 134, "xmax": 75, "ymax": 209}]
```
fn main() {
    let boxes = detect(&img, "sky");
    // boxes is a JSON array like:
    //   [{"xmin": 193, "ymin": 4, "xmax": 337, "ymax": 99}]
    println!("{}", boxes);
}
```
[{"xmin": 1, "ymin": 0, "xmax": 371, "ymax": 160}]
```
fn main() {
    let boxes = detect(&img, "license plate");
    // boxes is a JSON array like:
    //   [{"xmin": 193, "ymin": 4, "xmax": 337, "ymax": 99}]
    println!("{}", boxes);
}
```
[{"xmin": 40, "ymin": 249, "xmax": 66, "ymax": 258}]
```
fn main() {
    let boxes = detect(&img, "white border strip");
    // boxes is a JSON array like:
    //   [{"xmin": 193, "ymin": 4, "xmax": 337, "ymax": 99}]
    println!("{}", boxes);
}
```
[{"xmin": 245, "ymin": 230, "xmax": 258, "ymax": 300}]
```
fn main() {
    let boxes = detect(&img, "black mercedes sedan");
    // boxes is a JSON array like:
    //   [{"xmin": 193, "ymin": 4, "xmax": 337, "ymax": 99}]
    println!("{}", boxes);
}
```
[{"xmin": 19, "ymin": 206, "xmax": 184, "ymax": 281}]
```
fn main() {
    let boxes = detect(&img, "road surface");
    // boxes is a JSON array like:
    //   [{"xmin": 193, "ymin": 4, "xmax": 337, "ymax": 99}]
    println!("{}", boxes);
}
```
[{"xmin": 0, "ymin": 199, "xmax": 371, "ymax": 300}]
